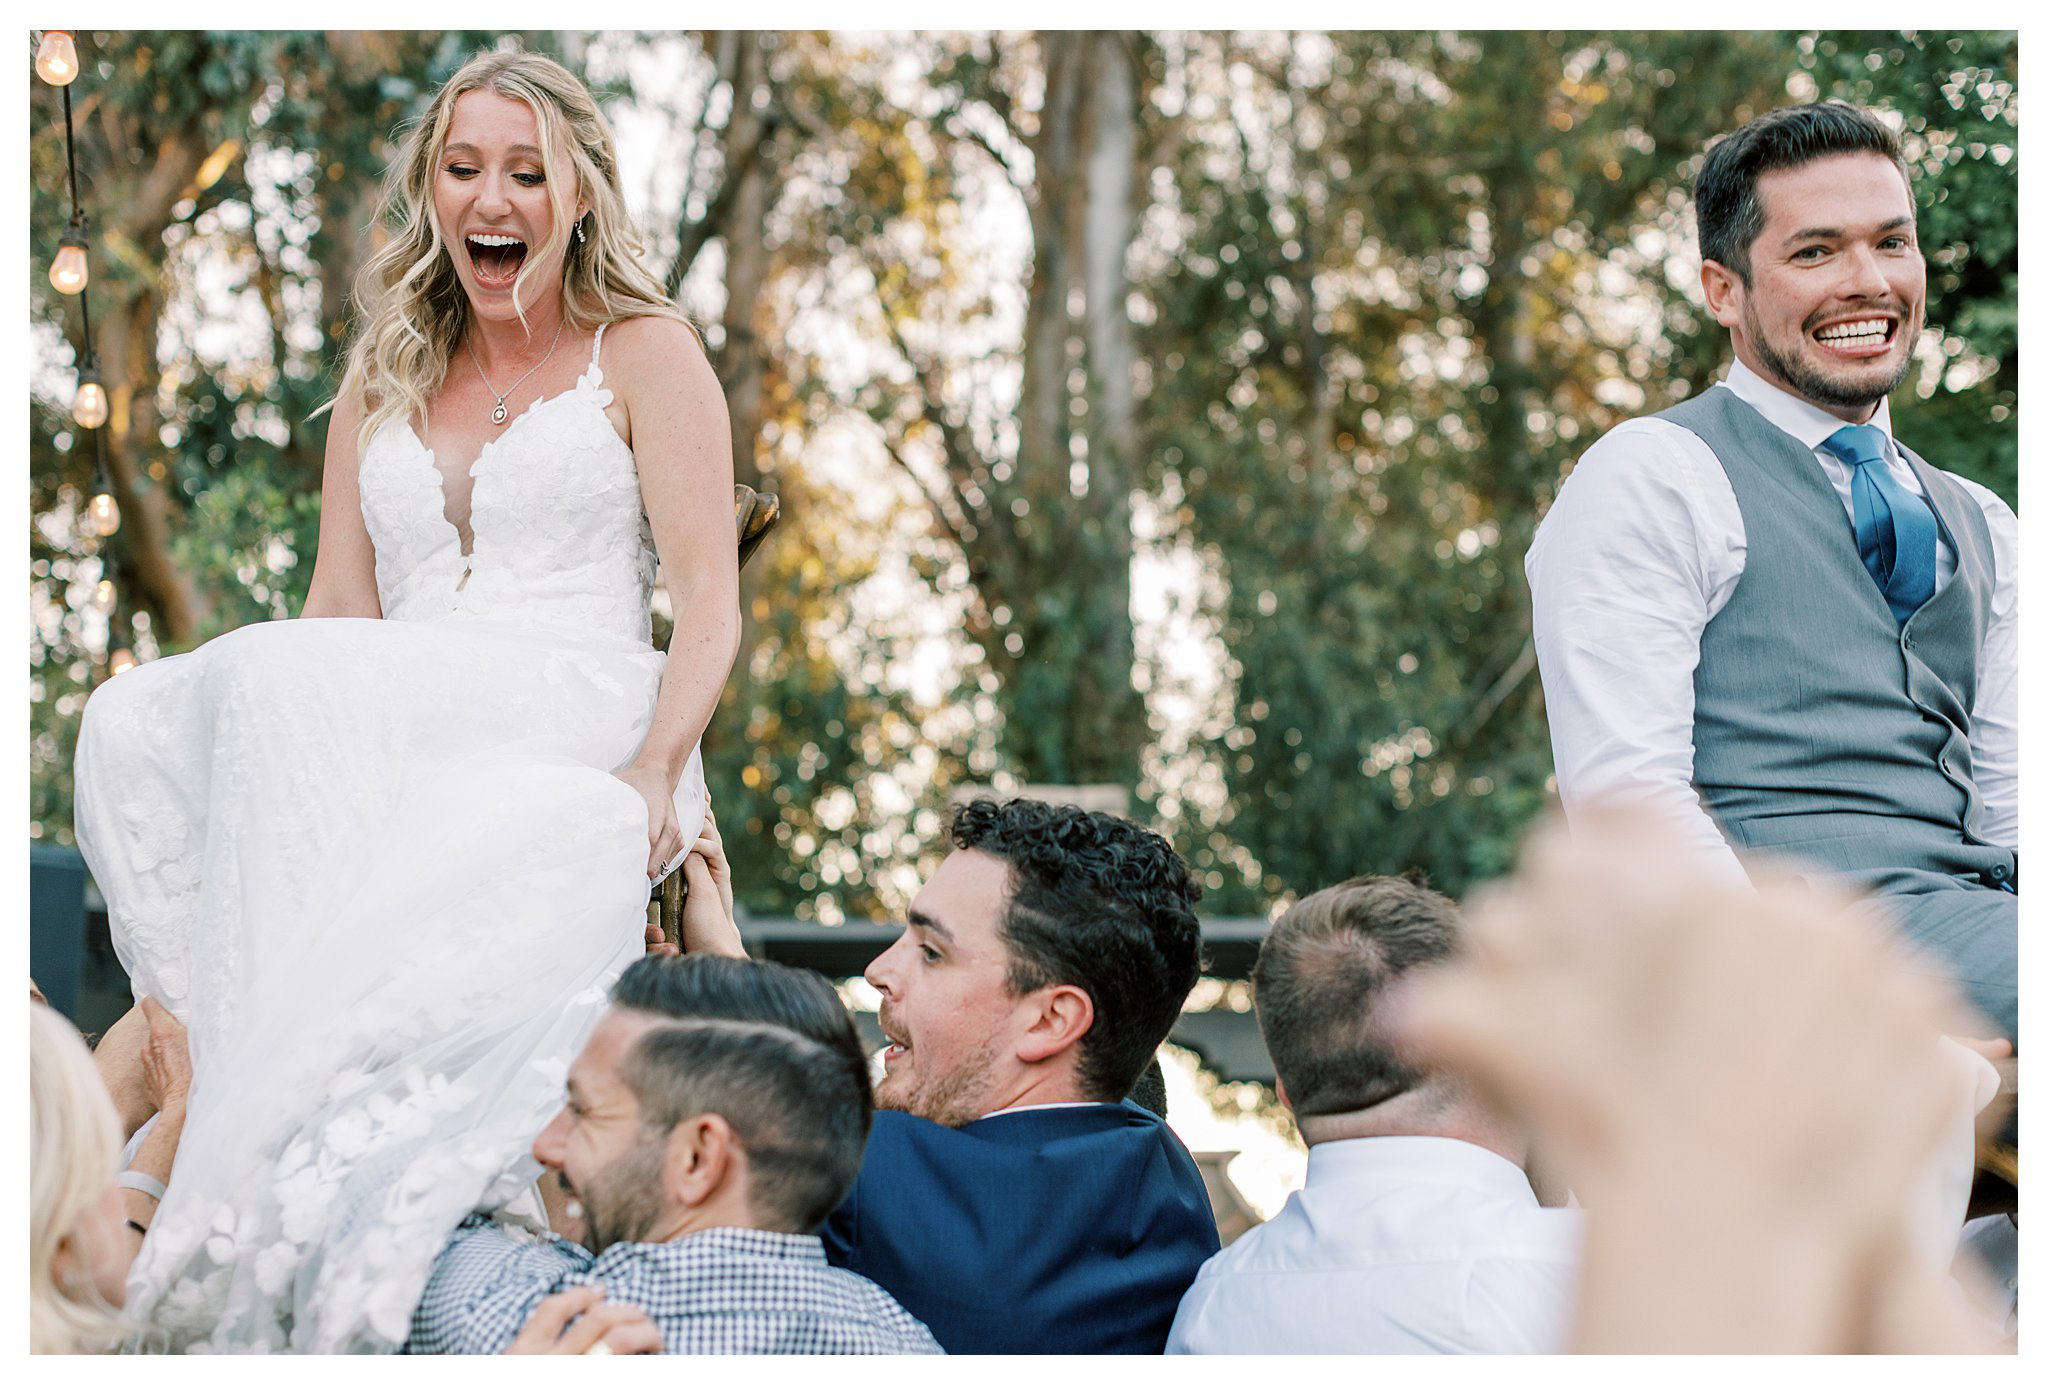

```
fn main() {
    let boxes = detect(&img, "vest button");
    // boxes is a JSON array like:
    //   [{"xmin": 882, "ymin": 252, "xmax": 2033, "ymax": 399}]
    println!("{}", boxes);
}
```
[{"xmin": 1991, "ymin": 865, "xmax": 2010, "ymax": 880}]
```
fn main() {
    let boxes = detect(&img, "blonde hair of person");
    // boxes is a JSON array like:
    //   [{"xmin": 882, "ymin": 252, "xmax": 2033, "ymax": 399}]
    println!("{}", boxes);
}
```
[
  {"xmin": 30, "ymin": 1005, "xmax": 128, "ymax": 1355},
  {"xmin": 330, "ymin": 47, "xmax": 692, "ymax": 455}
]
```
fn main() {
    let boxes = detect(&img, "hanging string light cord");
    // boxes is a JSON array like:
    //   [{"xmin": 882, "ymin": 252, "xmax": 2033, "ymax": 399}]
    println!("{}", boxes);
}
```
[{"xmin": 37, "ymin": 30, "xmax": 128, "ymax": 666}]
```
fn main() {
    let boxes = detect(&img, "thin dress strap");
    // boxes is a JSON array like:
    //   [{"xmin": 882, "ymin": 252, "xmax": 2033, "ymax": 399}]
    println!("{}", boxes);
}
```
[{"xmin": 589, "ymin": 321, "xmax": 607, "ymax": 371}]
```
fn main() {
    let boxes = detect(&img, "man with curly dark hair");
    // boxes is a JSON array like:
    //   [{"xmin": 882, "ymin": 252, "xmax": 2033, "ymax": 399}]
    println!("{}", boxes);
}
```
[{"xmin": 819, "ymin": 797, "xmax": 1220, "ymax": 1353}]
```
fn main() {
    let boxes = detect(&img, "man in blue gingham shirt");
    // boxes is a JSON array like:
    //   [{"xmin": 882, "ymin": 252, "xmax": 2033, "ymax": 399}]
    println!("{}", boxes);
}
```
[
  {"xmin": 404, "ymin": 956, "xmax": 940, "ymax": 1355},
  {"xmin": 408, "ymin": 1215, "xmax": 938, "ymax": 1354}
]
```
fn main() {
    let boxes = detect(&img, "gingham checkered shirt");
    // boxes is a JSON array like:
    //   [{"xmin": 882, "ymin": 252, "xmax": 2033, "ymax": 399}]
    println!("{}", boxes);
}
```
[{"xmin": 405, "ymin": 1215, "xmax": 942, "ymax": 1354}]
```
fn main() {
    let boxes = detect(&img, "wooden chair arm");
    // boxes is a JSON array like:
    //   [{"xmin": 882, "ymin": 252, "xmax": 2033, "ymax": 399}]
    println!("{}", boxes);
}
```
[{"xmin": 736, "ymin": 484, "xmax": 780, "ymax": 573}]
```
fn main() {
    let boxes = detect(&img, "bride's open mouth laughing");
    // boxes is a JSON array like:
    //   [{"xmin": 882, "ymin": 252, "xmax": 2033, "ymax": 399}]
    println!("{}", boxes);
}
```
[{"xmin": 466, "ymin": 231, "xmax": 528, "ymax": 289}]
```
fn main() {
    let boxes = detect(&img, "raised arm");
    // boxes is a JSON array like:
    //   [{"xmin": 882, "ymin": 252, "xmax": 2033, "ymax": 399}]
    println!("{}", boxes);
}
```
[
  {"xmin": 1524, "ymin": 418, "xmax": 1750, "ymax": 887},
  {"xmin": 122, "ymin": 997, "xmax": 191, "ymax": 1238},
  {"xmin": 299, "ymin": 389, "xmax": 384, "ymax": 620},
  {"xmin": 607, "ymin": 316, "xmax": 742, "ymax": 879}
]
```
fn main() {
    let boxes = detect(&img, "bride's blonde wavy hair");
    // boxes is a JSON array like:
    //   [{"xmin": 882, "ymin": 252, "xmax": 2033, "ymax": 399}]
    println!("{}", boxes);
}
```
[{"xmin": 331, "ymin": 48, "xmax": 691, "ymax": 454}]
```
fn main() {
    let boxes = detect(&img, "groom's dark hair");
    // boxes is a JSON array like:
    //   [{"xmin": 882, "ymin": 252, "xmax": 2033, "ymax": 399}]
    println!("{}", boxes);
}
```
[{"xmin": 1696, "ymin": 101, "xmax": 1910, "ymax": 282}]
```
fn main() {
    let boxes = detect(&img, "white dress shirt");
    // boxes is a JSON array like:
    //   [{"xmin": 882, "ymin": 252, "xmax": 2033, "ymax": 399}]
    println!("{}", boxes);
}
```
[
  {"xmin": 1525, "ymin": 359, "xmax": 2020, "ymax": 884},
  {"xmin": 1165, "ymin": 1136, "xmax": 1580, "ymax": 1354}
]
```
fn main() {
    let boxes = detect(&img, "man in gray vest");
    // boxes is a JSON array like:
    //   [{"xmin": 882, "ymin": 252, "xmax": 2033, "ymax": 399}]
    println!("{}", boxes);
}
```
[{"xmin": 1525, "ymin": 102, "xmax": 2018, "ymax": 1047}]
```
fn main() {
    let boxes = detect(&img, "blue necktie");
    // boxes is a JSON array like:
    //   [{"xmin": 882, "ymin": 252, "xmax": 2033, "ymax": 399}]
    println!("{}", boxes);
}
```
[{"xmin": 1819, "ymin": 424, "xmax": 1936, "ymax": 625}]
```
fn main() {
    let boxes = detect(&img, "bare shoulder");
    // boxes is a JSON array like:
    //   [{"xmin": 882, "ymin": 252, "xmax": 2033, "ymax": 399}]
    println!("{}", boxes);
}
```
[
  {"xmin": 319, "ymin": 387, "xmax": 369, "ymax": 470},
  {"xmin": 602, "ymin": 314, "xmax": 730, "ymax": 475},
  {"xmin": 602, "ymin": 313, "xmax": 718, "ymax": 393},
  {"xmin": 326, "ymin": 386, "xmax": 366, "ymax": 428}
]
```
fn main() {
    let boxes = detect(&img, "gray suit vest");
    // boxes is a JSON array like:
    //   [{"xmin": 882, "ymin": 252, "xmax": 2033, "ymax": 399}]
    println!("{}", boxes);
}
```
[{"xmin": 1656, "ymin": 388, "xmax": 2014, "ymax": 895}]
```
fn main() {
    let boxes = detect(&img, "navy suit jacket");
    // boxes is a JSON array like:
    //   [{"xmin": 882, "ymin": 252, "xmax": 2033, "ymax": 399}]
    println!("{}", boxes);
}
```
[{"xmin": 820, "ymin": 1101, "xmax": 1220, "ymax": 1354}]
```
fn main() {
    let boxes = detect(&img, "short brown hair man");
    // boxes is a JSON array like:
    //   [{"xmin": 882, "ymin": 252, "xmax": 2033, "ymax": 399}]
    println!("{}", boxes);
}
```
[{"xmin": 1168, "ymin": 876, "xmax": 1578, "ymax": 1355}]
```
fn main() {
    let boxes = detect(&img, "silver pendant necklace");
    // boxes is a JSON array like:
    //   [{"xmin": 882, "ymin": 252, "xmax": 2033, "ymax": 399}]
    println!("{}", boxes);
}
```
[{"xmin": 467, "ymin": 318, "xmax": 565, "ymax": 425}]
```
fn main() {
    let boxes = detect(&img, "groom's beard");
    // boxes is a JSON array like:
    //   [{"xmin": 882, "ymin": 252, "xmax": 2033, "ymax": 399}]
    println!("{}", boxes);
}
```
[
  {"xmin": 1745, "ymin": 295, "xmax": 1921, "ymax": 412},
  {"xmin": 570, "ymin": 1137, "xmax": 670, "ymax": 1253}
]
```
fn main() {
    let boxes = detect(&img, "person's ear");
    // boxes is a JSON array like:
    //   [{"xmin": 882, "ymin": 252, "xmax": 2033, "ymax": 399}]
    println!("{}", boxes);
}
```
[
  {"xmin": 1275, "ymin": 1077, "xmax": 1293, "ymax": 1113},
  {"xmin": 1700, "ymin": 259, "xmax": 1746, "ymax": 330},
  {"xmin": 1015, "ymin": 984, "xmax": 1095, "ymax": 1065},
  {"xmin": 50, "ymin": 1231, "xmax": 82, "ymax": 1292},
  {"xmin": 664, "ymin": 1114, "xmax": 735, "ymax": 1209}
]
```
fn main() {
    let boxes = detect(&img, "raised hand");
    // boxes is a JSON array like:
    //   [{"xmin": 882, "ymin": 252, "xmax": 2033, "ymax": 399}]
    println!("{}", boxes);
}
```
[
  {"xmin": 679, "ymin": 804, "xmax": 745, "ymax": 959},
  {"xmin": 90, "ymin": 1002, "xmax": 157, "ymax": 1138},
  {"xmin": 643, "ymin": 914, "xmax": 680, "ymax": 958},
  {"xmin": 1387, "ymin": 805, "xmax": 1994, "ymax": 1353},
  {"xmin": 504, "ymin": 1286, "xmax": 661, "ymax": 1355},
  {"xmin": 138, "ymin": 995, "xmax": 193, "ymax": 1116}
]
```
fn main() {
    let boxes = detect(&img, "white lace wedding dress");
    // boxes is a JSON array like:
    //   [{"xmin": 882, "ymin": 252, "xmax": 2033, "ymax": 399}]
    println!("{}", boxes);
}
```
[{"xmin": 73, "ymin": 325, "xmax": 707, "ymax": 1353}]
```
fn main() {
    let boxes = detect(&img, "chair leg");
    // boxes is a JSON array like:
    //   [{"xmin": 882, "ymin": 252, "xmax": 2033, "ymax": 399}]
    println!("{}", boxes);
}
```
[
  {"xmin": 658, "ymin": 869, "xmax": 689, "ymax": 950},
  {"xmin": 1968, "ymin": 1141, "xmax": 2018, "ymax": 1220}
]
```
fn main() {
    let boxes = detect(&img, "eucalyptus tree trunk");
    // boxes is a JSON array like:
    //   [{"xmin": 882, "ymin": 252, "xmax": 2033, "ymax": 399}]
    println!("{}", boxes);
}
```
[
  {"xmin": 988, "ymin": 29, "xmax": 1146, "ymax": 789},
  {"xmin": 86, "ymin": 110, "xmax": 218, "ymax": 646},
  {"xmin": 1068, "ymin": 31, "xmax": 1142, "ymax": 786},
  {"xmin": 95, "ymin": 288, "xmax": 207, "ymax": 647},
  {"xmin": 710, "ymin": 31, "xmax": 774, "ymax": 493}
]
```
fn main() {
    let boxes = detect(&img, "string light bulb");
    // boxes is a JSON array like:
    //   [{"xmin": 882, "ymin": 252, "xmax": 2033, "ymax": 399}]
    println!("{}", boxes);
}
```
[
  {"xmin": 109, "ymin": 643, "xmax": 137, "ymax": 675},
  {"xmin": 35, "ymin": 31, "xmax": 79, "ymax": 86},
  {"xmin": 73, "ymin": 361, "xmax": 108, "ymax": 428},
  {"xmin": 83, "ymin": 472, "xmax": 120, "ymax": 538},
  {"xmin": 90, "ymin": 577, "xmax": 117, "ymax": 613},
  {"xmin": 50, "ymin": 221, "xmax": 89, "ymax": 295}
]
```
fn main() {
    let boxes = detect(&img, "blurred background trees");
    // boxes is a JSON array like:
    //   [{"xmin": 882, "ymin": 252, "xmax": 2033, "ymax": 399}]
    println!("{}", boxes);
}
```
[{"xmin": 29, "ymin": 29, "xmax": 2018, "ymax": 917}]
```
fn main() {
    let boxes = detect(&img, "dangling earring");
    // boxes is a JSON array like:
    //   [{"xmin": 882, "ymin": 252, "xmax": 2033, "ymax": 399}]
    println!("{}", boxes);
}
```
[{"xmin": 574, "ymin": 215, "xmax": 588, "ymax": 246}]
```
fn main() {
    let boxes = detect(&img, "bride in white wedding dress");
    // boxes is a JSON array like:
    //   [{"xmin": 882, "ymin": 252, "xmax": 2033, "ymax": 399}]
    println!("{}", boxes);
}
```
[{"xmin": 71, "ymin": 51, "xmax": 739, "ymax": 1352}]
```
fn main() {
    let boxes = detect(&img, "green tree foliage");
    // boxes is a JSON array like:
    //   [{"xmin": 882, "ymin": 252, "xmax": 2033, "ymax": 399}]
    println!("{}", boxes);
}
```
[
  {"xmin": 646, "ymin": 31, "xmax": 1009, "ymax": 919},
  {"xmin": 826, "ymin": 32, "xmax": 1155, "ymax": 790},
  {"xmin": 1805, "ymin": 31, "xmax": 2017, "ymax": 507}
]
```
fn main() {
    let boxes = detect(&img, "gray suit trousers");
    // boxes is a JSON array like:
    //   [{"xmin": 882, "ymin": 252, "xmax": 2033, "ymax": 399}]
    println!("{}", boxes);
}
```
[{"xmin": 1859, "ymin": 878, "xmax": 2018, "ymax": 1046}]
